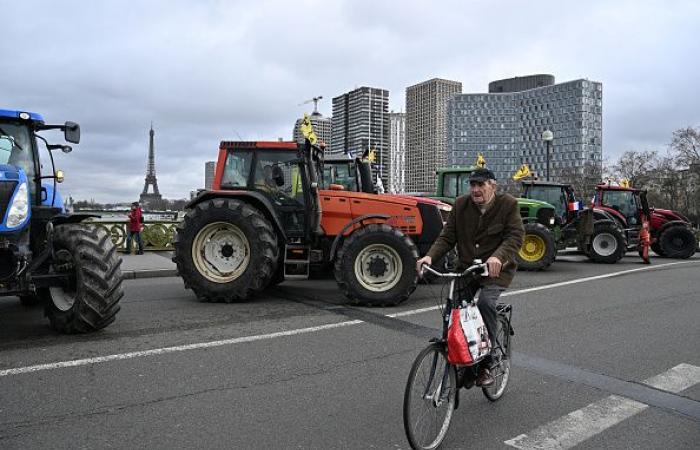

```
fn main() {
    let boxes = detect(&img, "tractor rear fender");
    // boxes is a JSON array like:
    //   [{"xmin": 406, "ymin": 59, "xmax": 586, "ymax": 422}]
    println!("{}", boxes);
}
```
[
  {"xmin": 654, "ymin": 219, "xmax": 692, "ymax": 238},
  {"xmin": 329, "ymin": 214, "xmax": 390, "ymax": 261},
  {"xmin": 49, "ymin": 213, "xmax": 100, "ymax": 226},
  {"xmin": 186, "ymin": 190, "xmax": 287, "ymax": 242}
]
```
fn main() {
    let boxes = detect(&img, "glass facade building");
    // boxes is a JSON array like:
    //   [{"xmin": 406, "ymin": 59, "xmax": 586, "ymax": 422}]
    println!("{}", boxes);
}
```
[
  {"xmin": 447, "ymin": 78, "xmax": 603, "ymax": 182},
  {"xmin": 388, "ymin": 112, "xmax": 406, "ymax": 193}
]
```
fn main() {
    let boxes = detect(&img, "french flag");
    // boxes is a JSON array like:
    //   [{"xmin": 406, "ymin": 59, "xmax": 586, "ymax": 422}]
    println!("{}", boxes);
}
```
[{"xmin": 568, "ymin": 201, "xmax": 582, "ymax": 211}]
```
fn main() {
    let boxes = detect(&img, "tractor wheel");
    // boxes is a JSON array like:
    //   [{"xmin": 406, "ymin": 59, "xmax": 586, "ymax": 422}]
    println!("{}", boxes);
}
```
[
  {"xmin": 335, "ymin": 224, "xmax": 418, "ymax": 306},
  {"xmin": 43, "ymin": 224, "xmax": 123, "ymax": 333},
  {"xmin": 516, "ymin": 223, "xmax": 557, "ymax": 271},
  {"xmin": 658, "ymin": 225, "xmax": 696, "ymax": 259},
  {"xmin": 651, "ymin": 242, "xmax": 665, "ymax": 257},
  {"xmin": 588, "ymin": 223, "xmax": 625, "ymax": 264},
  {"xmin": 172, "ymin": 199, "xmax": 278, "ymax": 302}
]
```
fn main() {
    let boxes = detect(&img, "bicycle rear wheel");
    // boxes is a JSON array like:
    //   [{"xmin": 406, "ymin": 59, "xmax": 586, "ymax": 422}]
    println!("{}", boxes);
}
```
[
  {"xmin": 482, "ymin": 315, "xmax": 512, "ymax": 401},
  {"xmin": 403, "ymin": 343, "xmax": 457, "ymax": 450}
]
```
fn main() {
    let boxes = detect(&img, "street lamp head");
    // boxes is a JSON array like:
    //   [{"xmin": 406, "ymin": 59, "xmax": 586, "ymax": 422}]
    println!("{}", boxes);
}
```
[{"xmin": 542, "ymin": 129, "xmax": 554, "ymax": 141}]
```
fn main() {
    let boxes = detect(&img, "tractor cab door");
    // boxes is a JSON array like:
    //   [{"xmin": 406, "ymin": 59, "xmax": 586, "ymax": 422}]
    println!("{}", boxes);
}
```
[
  {"xmin": 252, "ymin": 150, "xmax": 307, "ymax": 239},
  {"xmin": 524, "ymin": 184, "xmax": 568, "ymax": 222},
  {"xmin": 600, "ymin": 189, "xmax": 640, "ymax": 226}
]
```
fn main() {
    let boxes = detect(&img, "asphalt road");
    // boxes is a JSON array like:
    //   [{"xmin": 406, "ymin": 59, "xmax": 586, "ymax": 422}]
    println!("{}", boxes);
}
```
[{"xmin": 1, "ymin": 252, "xmax": 699, "ymax": 449}]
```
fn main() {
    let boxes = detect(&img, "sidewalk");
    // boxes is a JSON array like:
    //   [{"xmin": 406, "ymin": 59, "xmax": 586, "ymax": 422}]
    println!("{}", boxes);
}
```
[{"xmin": 119, "ymin": 251, "xmax": 178, "ymax": 279}]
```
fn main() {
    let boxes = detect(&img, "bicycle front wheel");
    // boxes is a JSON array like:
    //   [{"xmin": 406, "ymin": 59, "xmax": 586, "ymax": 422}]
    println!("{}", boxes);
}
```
[
  {"xmin": 403, "ymin": 343, "xmax": 457, "ymax": 450},
  {"xmin": 482, "ymin": 316, "xmax": 512, "ymax": 401}
]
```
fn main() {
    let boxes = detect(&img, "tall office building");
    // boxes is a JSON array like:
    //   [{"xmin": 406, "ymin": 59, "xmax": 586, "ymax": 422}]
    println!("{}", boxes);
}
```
[
  {"xmin": 447, "ymin": 75, "xmax": 603, "ymax": 182},
  {"xmin": 405, "ymin": 78, "xmax": 462, "ymax": 193},
  {"xmin": 293, "ymin": 111, "xmax": 332, "ymax": 150},
  {"xmin": 389, "ymin": 112, "xmax": 406, "ymax": 193},
  {"xmin": 205, "ymin": 161, "xmax": 216, "ymax": 190},
  {"xmin": 331, "ymin": 87, "xmax": 390, "ymax": 189}
]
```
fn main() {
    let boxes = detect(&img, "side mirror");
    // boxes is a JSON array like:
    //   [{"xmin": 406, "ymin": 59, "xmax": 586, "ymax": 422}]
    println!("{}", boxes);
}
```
[
  {"xmin": 271, "ymin": 166, "xmax": 285, "ymax": 186},
  {"xmin": 64, "ymin": 121, "xmax": 80, "ymax": 144}
]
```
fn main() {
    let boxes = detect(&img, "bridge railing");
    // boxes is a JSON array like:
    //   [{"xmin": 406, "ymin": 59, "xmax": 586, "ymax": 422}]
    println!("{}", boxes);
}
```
[{"xmin": 86, "ymin": 220, "xmax": 180, "ymax": 251}]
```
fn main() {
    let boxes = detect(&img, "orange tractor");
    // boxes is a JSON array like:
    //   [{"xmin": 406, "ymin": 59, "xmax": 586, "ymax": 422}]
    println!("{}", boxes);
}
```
[{"xmin": 173, "ymin": 140, "xmax": 449, "ymax": 306}]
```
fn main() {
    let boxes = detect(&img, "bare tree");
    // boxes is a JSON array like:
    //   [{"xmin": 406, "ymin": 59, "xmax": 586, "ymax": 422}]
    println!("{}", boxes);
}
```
[
  {"xmin": 610, "ymin": 150, "xmax": 658, "ymax": 187},
  {"xmin": 558, "ymin": 159, "xmax": 602, "ymax": 200},
  {"xmin": 671, "ymin": 126, "xmax": 700, "ymax": 170}
]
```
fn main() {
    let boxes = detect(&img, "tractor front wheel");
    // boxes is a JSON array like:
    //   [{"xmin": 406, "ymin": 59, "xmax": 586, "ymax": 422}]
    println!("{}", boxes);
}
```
[
  {"xmin": 516, "ymin": 223, "xmax": 557, "ymax": 271},
  {"xmin": 658, "ymin": 225, "xmax": 696, "ymax": 259},
  {"xmin": 172, "ymin": 199, "xmax": 278, "ymax": 302},
  {"xmin": 43, "ymin": 224, "xmax": 123, "ymax": 333},
  {"xmin": 588, "ymin": 223, "xmax": 625, "ymax": 264},
  {"xmin": 335, "ymin": 224, "xmax": 418, "ymax": 306}
]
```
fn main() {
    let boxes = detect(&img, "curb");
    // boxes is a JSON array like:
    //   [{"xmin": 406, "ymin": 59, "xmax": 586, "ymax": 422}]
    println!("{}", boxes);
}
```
[{"xmin": 122, "ymin": 269, "xmax": 179, "ymax": 280}]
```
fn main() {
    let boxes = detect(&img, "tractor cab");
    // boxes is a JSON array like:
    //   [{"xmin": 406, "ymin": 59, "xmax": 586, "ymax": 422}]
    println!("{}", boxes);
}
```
[
  {"xmin": 320, "ymin": 157, "xmax": 374, "ymax": 193},
  {"xmin": 434, "ymin": 166, "xmax": 477, "ymax": 204},
  {"xmin": 593, "ymin": 184, "xmax": 645, "ymax": 227},
  {"xmin": 212, "ymin": 140, "xmax": 322, "ymax": 241},
  {"xmin": 521, "ymin": 181, "xmax": 579, "ymax": 224}
]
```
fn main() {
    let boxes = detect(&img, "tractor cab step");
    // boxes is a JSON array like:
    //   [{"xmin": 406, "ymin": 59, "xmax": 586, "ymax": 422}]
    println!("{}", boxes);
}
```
[{"xmin": 284, "ymin": 244, "xmax": 311, "ymax": 279}]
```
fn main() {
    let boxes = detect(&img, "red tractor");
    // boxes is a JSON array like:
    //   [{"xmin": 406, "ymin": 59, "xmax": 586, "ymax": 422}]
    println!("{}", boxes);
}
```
[
  {"xmin": 593, "ymin": 183, "xmax": 697, "ymax": 261},
  {"xmin": 173, "ymin": 140, "xmax": 448, "ymax": 306}
]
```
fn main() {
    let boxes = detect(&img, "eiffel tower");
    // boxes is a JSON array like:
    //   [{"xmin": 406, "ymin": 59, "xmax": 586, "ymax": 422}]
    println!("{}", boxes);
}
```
[{"xmin": 139, "ymin": 123, "xmax": 162, "ymax": 208}]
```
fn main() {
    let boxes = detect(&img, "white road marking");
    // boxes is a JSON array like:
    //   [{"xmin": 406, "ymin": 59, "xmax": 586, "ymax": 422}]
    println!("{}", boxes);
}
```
[
  {"xmin": 0, "ymin": 320, "xmax": 361, "ymax": 377},
  {"xmin": 1, "ymin": 260, "xmax": 697, "ymax": 377},
  {"xmin": 504, "ymin": 364, "xmax": 700, "ymax": 449}
]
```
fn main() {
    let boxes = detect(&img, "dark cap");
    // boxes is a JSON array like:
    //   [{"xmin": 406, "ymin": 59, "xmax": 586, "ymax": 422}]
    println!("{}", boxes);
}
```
[
  {"xmin": 132, "ymin": 201, "xmax": 139, "ymax": 207},
  {"xmin": 469, "ymin": 168, "xmax": 496, "ymax": 183}
]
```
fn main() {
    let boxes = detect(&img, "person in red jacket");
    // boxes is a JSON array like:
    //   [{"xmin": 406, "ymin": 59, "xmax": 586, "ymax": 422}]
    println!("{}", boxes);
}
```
[{"xmin": 126, "ymin": 201, "xmax": 144, "ymax": 255}]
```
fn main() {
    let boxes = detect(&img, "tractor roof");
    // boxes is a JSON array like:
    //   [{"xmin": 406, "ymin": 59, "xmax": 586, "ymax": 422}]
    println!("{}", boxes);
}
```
[
  {"xmin": 0, "ymin": 109, "xmax": 45, "ymax": 123},
  {"xmin": 219, "ymin": 140, "xmax": 299, "ymax": 150},
  {"xmin": 521, "ymin": 180, "xmax": 573, "ymax": 189},
  {"xmin": 596, "ymin": 183, "xmax": 639, "ymax": 192},
  {"xmin": 436, "ymin": 165, "xmax": 478, "ymax": 174}
]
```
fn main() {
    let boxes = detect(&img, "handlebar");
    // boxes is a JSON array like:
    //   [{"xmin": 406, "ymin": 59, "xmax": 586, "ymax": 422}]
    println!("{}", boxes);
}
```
[{"xmin": 420, "ymin": 260, "xmax": 489, "ymax": 279}]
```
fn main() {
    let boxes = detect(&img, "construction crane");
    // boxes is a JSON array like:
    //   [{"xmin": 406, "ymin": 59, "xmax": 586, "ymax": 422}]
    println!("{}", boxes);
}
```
[{"xmin": 299, "ymin": 95, "xmax": 323, "ymax": 115}]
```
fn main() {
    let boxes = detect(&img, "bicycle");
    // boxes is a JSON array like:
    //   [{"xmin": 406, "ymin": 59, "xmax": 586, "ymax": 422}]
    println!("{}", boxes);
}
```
[{"xmin": 402, "ymin": 261, "xmax": 514, "ymax": 450}]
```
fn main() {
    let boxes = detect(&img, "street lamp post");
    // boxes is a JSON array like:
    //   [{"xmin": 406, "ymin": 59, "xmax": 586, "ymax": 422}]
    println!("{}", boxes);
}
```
[{"xmin": 542, "ymin": 129, "xmax": 554, "ymax": 181}]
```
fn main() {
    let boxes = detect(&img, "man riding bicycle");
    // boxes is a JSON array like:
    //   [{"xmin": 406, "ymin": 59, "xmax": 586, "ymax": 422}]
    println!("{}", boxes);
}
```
[{"xmin": 416, "ymin": 168, "xmax": 524, "ymax": 387}]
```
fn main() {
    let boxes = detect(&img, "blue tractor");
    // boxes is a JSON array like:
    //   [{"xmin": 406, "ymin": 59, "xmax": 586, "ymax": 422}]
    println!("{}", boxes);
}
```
[{"xmin": 0, "ymin": 109, "xmax": 123, "ymax": 333}]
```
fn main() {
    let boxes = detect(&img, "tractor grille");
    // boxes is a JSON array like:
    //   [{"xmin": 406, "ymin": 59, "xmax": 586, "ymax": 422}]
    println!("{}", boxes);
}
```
[
  {"xmin": 520, "ymin": 207, "xmax": 530, "ymax": 219},
  {"xmin": 0, "ymin": 181, "xmax": 18, "ymax": 222}
]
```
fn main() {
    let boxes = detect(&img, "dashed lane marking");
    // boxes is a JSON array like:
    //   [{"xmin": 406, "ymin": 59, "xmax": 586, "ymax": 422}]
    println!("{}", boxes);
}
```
[{"xmin": 504, "ymin": 363, "xmax": 700, "ymax": 449}]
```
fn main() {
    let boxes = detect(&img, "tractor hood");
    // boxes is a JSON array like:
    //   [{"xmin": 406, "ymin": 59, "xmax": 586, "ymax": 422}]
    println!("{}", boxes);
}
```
[
  {"xmin": 650, "ymin": 207, "xmax": 690, "ymax": 224},
  {"xmin": 0, "ymin": 164, "xmax": 22, "ymax": 180},
  {"xmin": 516, "ymin": 197, "xmax": 556, "ymax": 210}
]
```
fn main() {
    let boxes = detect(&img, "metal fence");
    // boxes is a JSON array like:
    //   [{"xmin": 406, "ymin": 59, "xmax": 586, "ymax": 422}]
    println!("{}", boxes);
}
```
[{"xmin": 87, "ymin": 220, "xmax": 180, "ymax": 251}]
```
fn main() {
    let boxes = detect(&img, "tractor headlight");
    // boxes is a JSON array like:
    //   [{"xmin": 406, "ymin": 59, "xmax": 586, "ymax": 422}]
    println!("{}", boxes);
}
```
[
  {"xmin": 549, "ymin": 216, "xmax": 555, "ymax": 226},
  {"xmin": 437, "ymin": 204, "xmax": 452, "ymax": 224},
  {"xmin": 6, "ymin": 183, "xmax": 29, "ymax": 228}
]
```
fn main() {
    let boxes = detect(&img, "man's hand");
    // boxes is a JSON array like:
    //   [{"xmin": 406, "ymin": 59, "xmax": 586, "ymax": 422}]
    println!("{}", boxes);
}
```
[
  {"xmin": 486, "ymin": 256, "xmax": 502, "ymax": 278},
  {"xmin": 416, "ymin": 255, "xmax": 432, "ymax": 277}
]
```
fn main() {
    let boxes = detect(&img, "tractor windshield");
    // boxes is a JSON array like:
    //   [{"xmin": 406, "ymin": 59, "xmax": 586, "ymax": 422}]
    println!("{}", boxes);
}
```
[
  {"xmin": 527, "ymin": 185, "xmax": 567, "ymax": 218},
  {"xmin": 0, "ymin": 122, "xmax": 36, "ymax": 182},
  {"xmin": 601, "ymin": 189, "xmax": 639, "ymax": 225},
  {"xmin": 253, "ymin": 150, "xmax": 305, "ymax": 206},
  {"xmin": 221, "ymin": 150, "xmax": 253, "ymax": 187},
  {"xmin": 321, "ymin": 161, "xmax": 358, "ymax": 191}
]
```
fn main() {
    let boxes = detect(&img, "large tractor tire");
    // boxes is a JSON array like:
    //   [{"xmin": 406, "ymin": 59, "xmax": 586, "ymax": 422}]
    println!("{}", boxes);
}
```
[
  {"xmin": 658, "ymin": 225, "xmax": 696, "ymax": 259},
  {"xmin": 588, "ymin": 223, "xmax": 625, "ymax": 264},
  {"xmin": 172, "ymin": 199, "xmax": 278, "ymax": 302},
  {"xmin": 516, "ymin": 223, "xmax": 557, "ymax": 271},
  {"xmin": 43, "ymin": 224, "xmax": 123, "ymax": 333},
  {"xmin": 335, "ymin": 224, "xmax": 418, "ymax": 306}
]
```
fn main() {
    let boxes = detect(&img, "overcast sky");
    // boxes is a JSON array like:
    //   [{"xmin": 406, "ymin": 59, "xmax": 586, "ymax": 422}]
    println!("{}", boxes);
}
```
[{"xmin": 2, "ymin": 0, "xmax": 699, "ymax": 202}]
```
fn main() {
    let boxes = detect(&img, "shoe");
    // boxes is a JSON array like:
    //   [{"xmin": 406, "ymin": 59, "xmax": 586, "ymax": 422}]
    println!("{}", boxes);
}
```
[
  {"xmin": 475, "ymin": 367, "xmax": 495, "ymax": 387},
  {"xmin": 137, "ymin": 251, "xmax": 144, "ymax": 255}
]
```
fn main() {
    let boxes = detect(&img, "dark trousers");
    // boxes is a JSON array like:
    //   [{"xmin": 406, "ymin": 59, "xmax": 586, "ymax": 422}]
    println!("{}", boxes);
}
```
[
  {"xmin": 126, "ymin": 230, "xmax": 143, "ymax": 253},
  {"xmin": 477, "ymin": 285, "xmax": 505, "ymax": 366}
]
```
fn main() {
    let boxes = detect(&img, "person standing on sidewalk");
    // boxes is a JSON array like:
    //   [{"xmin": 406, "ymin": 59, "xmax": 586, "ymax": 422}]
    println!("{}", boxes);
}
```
[{"xmin": 125, "ymin": 201, "xmax": 145, "ymax": 255}]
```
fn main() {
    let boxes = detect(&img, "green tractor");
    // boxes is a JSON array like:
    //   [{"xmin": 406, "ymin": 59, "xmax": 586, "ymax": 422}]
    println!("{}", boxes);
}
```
[{"xmin": 431, "ymin": 166, "xmax": 558, "ymax": 271}]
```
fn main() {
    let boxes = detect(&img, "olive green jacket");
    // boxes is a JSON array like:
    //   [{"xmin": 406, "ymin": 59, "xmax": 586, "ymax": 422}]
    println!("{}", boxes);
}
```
[{"xmin": 426, "ymin": 193, "xmax": 524, "ymax": 287}]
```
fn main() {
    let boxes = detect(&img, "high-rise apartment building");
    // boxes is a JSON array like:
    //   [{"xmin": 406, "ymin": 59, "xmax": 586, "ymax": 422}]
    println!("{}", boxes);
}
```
[
  {"xmin": 293, "ymin": 111, "xmax": 332, "ymax": 150},
  {"xmin": 331, "ymin": 87, "xmax": 390, "ymax": 189},
  {"xmin": 447, "ymin": 75, "xmax": 603, "ymax": 182},
  {"xmin": 205, "ymin": 161, "xmax": 216, "ymax": 190},
  {"xmin": 405, "ymin": 78, "xmax": 462, "ymax": 193},
  {"xmin": 389, "ymin": 112, "xmax": 406, "ymax": 193}
]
